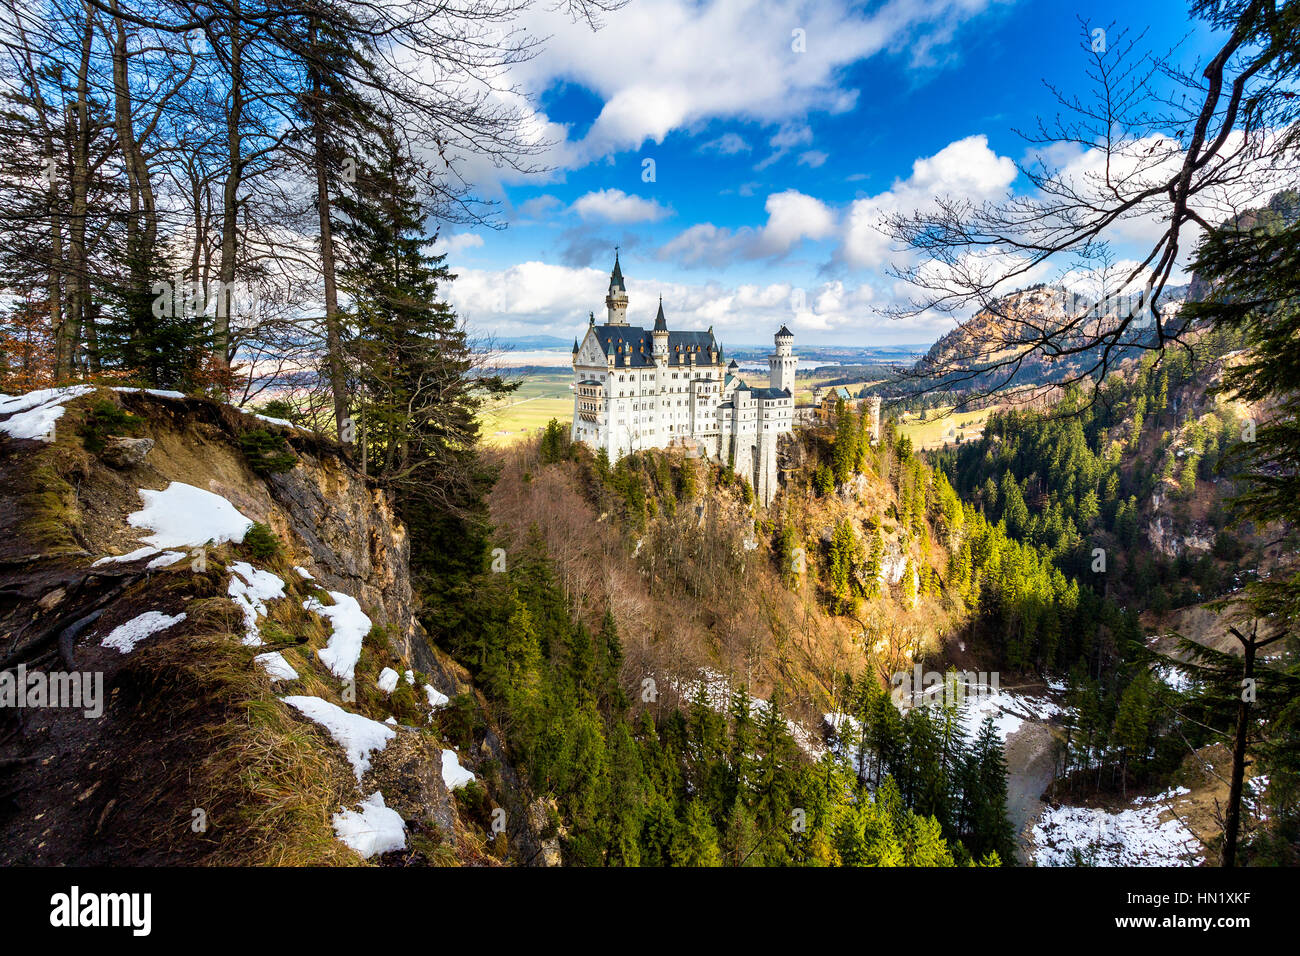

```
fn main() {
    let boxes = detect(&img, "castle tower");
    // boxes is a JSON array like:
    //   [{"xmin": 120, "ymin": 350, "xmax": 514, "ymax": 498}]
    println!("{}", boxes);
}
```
[
  {"xmin": 605, "ymin": 251, "xmax": 629, "ymax": 325},
  {"xmin": 652, "ymin": 297, "xmax": 668, "ymax": 362},
  {"xmin": 769, "ymin": 325, "xmax": 796, "ymax": 393}
]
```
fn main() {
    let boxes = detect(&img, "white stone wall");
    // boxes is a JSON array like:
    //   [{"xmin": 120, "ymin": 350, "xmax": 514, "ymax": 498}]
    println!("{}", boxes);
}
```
[{"xmin": 571, "ymin": 327, "xmax": 794, "ymax": 505}]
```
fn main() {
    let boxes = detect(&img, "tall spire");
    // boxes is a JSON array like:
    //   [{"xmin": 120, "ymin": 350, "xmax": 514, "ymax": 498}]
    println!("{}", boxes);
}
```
[
  {"xmin": 653, "ymin": 295, "xmax": 667, "ymax": 332},
  {"xmin": 605, "ymin": 250, "xmax": 629, "ymax": 325},
  {"xmin": 609, "ymin": 248, "xmax": 626, "ymax": 293}
]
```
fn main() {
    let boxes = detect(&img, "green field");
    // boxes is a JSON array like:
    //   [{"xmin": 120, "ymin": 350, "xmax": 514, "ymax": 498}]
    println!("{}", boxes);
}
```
[
  {"xmin": 479, "ymin": 371, "xmax": 572, "ymax": 447},
  {"xmin": 896, "ymin": 405, "xmax": 993, "ymax": 450}
]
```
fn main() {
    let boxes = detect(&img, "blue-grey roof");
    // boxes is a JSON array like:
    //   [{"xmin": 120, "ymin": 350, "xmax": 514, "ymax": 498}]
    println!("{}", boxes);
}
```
[
  {"xmin": 750, "ymin": 386, "xmax": 791, "ymax": 400},
  {"xmin": 589, "ymin": 325, "xmax": 719, "ymax": 367}
]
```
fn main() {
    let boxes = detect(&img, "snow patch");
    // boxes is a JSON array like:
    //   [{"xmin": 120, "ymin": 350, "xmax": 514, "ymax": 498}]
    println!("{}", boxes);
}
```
[
  {"xmin": 127, "ymin": 482, "xmax": 254, "ymax": 549},
  {"xmin": 100, "ymin": 610, "xmax": 187, "ymax": 653},
  {"xmin": 227, "ymin": 562, "xmax": 286, "ymax": 646},
  {"xmin": 424, "ymin": 685, "xmax": 450, "ymax": 709},
  {"xmin": 377, "ymin": 667, "xmax": 400, "ymax": 694},
  {"xmin": 109, "ymin": 387, "xmax": 186, "ymax": 400},
  {"xmin": 92, "ymin": 546, "xmax": 160, "ymax": 567},
  {"xmin": 282, "ymin": 695, "xmax": 395, "ymax": 780},
  {"xmin": 0, "ymin": 385, "xmax": 95, "ymax": 441},
  {"xmin": 254, "ymin": 651, "xmax": 299, "ymax": 682},
  {"xmin": 1032, "ymin": 788, "xmax": 1203, "ymax": 866},
  {"xmin": 303, "ymin": 591, "xmax": 371, "ymax": 682},
  {"xmin": 441, "ymin": 749, "xmax": 475, "ymax": 790},
  {"xmin": 332, "ymin": 792, "xmax": 406, "ymax": 858}
]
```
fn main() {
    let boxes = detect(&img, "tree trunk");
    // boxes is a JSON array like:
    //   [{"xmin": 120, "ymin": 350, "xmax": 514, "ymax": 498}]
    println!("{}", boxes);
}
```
[
  {"xmin": 308, "ymin": 18, "xmax": 351, "ymax": 446},
  {"xmin": 1222, "ymin": 638, "xmax": 1255, "ymax": 868},
  {"xmin": 63, "ymin": 5, "xmax": 95, "ymax": 381},
  {"xmin": 215, "ymin": 0, "xmax": 244, "ymax": 373}
]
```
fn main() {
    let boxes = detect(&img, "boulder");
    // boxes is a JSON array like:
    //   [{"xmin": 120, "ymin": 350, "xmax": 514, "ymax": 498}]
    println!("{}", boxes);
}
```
[{"xmin": 102, "ymin": 436, "xmax": 154, "ymax": 469}]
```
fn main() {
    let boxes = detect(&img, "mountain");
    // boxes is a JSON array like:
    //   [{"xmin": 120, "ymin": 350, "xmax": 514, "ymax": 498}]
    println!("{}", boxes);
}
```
[{"xmin": 496, "ymin": 334, "xmax": 572, "ymax": 349}]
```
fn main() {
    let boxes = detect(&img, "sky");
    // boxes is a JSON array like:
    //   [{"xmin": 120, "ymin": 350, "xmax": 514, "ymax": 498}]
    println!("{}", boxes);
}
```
[{"xmin": 432, "ymin": 0, "xmax": 1231, "ymax": 349}]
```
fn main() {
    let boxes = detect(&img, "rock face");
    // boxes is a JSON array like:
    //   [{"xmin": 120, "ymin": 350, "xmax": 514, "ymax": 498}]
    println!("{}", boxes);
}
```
[
  {"xmin": 101, "ymin": 436, "xmax": 154, "ymax": 468},
  {"xmin": 0, "ymin": 389, "xmax": 554, "ymax": 866}
]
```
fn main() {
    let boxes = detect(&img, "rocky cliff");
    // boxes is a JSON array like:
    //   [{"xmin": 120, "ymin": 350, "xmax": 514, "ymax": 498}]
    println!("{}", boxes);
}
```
[{"xmin": 0, "ymin": 386, "xmax": 546, "ymax": 865}]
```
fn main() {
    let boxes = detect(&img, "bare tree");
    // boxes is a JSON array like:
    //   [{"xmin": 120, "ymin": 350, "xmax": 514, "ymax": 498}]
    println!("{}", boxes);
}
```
[{"xmin": 882, "ymin": 3, "xmax": 1300, "ymax": 406}]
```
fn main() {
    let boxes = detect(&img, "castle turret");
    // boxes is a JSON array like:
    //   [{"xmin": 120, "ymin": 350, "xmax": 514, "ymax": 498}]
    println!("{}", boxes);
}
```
[
  {"xmin": 652, "ymin": 297, "xmax": 668, "ymax": 362},
  {"xmin": 769, "ymin": 324, "xmax": 796, "ymax": 393},
  {"xmin": 605, "ymin": 252, "xmax": 629, "ymax": 325}
]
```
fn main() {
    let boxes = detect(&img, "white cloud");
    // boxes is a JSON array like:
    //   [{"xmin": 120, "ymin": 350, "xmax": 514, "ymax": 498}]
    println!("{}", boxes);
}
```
[
  {"xmin": 450, "ymin": 260, "xmax": 950, "ymax": 344},
  {"xmin": 571, "ymin": 188, "xmax": 672, "ymax": 224},
  {"xmin": 515, "ymin": 194, "xmax": 565, "ymax": 221},
  {"xmin": 757, "ymin": 190, "xmax": 836, "ymax": 253},
  {"xmin": 509, "ymin": 0, "xmax": 996, "ymax": 169},
  {"xmin": 659, "ymin": 189, "xmax": 835, "ymax": 265},
  {"xmin": 841, "ymin": 133, "xmax": 1017, "ymax": 269},
  {"xmin": 432, "ymin": 233, "xmax": 485, "ymax": 257},
  {"xmin": 798, "ymin": 150, "xmax": 829, "ymax": 168},
  {"xmin": 700, "ymin": 132, "xmax": 752, "ymax": 155}
]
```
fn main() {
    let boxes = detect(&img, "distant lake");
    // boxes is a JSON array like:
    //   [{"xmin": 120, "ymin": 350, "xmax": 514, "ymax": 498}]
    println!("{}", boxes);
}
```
[
  {"xmin": 495, "ymin": 348, "xmax": 570, "ymax": 367},
  {"xmin": 494, "ymin": 351, "xmax": 849, "ymax": 372},
  {"xmin": 735, "ymin": 359, "xmax": 841, "ymax": 372}
]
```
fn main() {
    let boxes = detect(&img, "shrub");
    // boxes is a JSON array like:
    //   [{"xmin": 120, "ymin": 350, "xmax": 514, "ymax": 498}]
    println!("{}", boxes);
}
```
[
  {"xmin": 80, "ymin": 399, "xmax": 143, "ymax": 453},
  {"xmin": 242, "ymin": 522, "xmax": 281, "ymax": 561},
  {"xmin": 257, "ymin": 399, "xmax": 296, "ymax": 422},
  {"xmin": 239, "ymin": 428, "xmax": 297, "ymax": 474}
]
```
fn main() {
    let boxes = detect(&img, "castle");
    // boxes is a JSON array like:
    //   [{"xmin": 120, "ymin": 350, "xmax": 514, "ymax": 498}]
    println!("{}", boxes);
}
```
[{"xmin": 570, "ymin": 254, "xmax": 795, "ymax": 505}]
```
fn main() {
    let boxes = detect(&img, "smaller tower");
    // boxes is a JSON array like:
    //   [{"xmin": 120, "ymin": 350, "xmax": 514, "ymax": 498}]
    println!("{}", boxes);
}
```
[
  {"xmin": 769, "ymin": 325, "xmax": 796, "ymax": 393},
  {"xmin": 605, "ymin": 251, "xmax": 629, "ymax": 325},
  {"xmin": 652, "ymin": 296, "xmax": 668, "ymax": 362}
]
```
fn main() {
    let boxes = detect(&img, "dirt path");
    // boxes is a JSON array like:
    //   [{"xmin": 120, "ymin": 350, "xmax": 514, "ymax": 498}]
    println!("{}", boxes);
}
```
[{"xmin": 1003, "ymin": 719, "xmax": 1058, "ymax": 865}]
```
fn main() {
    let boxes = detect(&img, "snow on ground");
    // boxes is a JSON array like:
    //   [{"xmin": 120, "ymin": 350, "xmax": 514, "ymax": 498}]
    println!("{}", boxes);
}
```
[
  {"xmin": 100, "ymin": 610, "xmax": 187, "ymax": 653},
  {"xmin": 128, "ymin": 482, "xmax": 254, "ymax": 549},
  {"xmin": 227, "ymin": 561, "xmax": 286, "ymax": 646},
  {"xmin": 303, "ymin": 591, "xmax": 371, "ymax": 682},
  {"xmin": 254, "ymin": 651, "xmax": 299, "ymax": 682},
  {"xmin": 955, "ymin": 687, "xmax": 1063, "ymax": 741},
  {"xmin": 252, "ymin": 413, "xmax": 304, "ymax": 430},
  {"xmin": 92, "ymin": 546, "xmax": 161, "ymax": 567},
  {"xmin": 282, "ymin": 695, "xmax": 395, "ymax": 780},
  {"xmin": 0, "ymin": 385, "xmax": 96, "ymax": 441},
  {"xmin": 1154, "ymin": 662, "xmax": 1196, "ymax": 693},
  {"xmin": 892, "ymin": 678, "xmax": 1065, "ymax": 743},
  {"xmin": 293, "ymin": 566, "xmax": 314, "ymax": 580},
  {"xmin": 92, "ymin": 546, "xmax": 190, "ymax": 570},
  {"xmin": 424, "ymin": 685, "xmax": 450, "ymax": 709},
  {"xmin": 109, "ymin": 387, "xmax": 186, "ymax": 399},
  {"xmin": 441, "ymin": 749, "xmax": 475, "ymax": 790},
  {"xmin": 823, "ymin": 713, "xmax": 871, "ymax": 777},
  {"xmin": 332, "ymin": 792, "xmax": 406, "ymax": 858},
  {"xmin": 1032, "ymin": 787, "xmax": 1203, "ymax": 866},
  {"xmin": 673, "ymin": 669, "xmax": 826, "ymax": 759},
  {"xmin": 377, "ymin": 667, "xmax": 400, "ymax": 694}
]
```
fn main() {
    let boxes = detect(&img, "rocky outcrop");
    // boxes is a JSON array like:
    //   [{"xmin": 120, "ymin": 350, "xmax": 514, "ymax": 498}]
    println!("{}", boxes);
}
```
[
  {"xmin": 0, "ymin": 388, "xmax": 541, "ymax": 865},
  {"xmin": 101, "ymin": 435, "xmax": 154, "ymax": 468}
]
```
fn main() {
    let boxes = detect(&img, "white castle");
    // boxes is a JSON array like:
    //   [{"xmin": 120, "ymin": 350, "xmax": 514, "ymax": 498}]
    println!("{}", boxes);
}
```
[{"xmin": 570, "ymin": 254, "xmax": 795, "ymax": 505}]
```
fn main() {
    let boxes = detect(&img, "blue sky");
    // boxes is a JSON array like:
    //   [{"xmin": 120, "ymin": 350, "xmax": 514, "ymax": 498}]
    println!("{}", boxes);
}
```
[{"xmin": 436, "ymin": 0, "xmax": 1228, "ymax": 348}]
